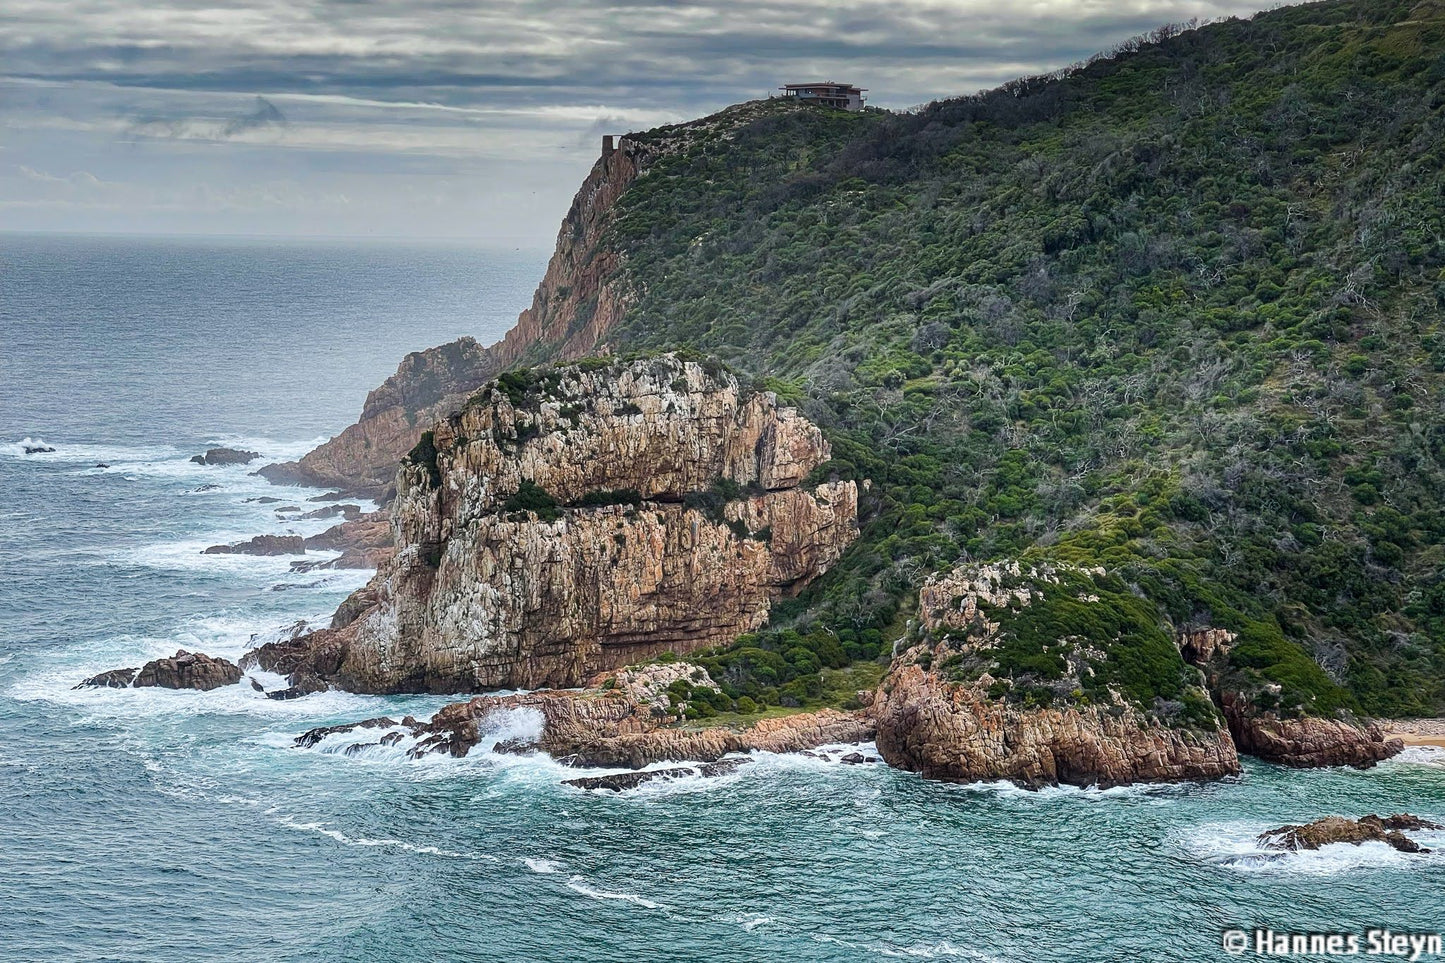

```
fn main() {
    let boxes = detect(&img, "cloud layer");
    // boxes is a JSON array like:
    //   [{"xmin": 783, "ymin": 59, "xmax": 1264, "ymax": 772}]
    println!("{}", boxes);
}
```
[{"xmin": 1, "ymin": 0, "xmax": 1275, "ymax": 239}]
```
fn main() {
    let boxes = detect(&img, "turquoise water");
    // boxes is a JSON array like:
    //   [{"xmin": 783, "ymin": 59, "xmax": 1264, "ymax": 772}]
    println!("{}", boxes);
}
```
[{"xmin": 2, "ymin": 233, "xmax": 1443, "ymax": 963}]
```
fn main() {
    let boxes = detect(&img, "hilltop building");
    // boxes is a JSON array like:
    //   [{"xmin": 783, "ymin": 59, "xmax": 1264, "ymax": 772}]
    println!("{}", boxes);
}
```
[{"xmin": 780, "ymin": 82, "xmax": 867, "ymax": 111}]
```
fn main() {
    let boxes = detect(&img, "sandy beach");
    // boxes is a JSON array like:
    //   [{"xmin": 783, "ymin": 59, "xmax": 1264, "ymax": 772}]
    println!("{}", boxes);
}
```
[{"xmin": 1381, "ymin": 719, "xmax": 1445, "ymax": 748}]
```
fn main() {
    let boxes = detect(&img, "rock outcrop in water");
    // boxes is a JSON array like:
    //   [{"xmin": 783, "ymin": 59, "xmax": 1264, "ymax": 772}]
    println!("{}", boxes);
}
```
[
  {"xmin": 1259, "ymin": 814, "xmax": 1442, "ymax": 854},
  {"xmin": 78, "ymin": 650, "xmax": 241, "ymax": 691},
  {"xmin": 203, "ymin": 534, "xmax": 306, "ymax": 557},
  {"xmin": 874, "ymin": 562, "xmax": 1241, "ymax": 788},
  {"xmin": 256, "ymin": 355, "xmax": 859, "ymax": 694},
  {"xmin": 294, "ymin": 661, "xmax": 876, "ymax": 767},
  {"xmin": 1177, "ymin": 628, "xmax": 1403, "ymax": 769},
  {"xmin": 261, "ymin": 136, "xmax": 657, "ymax": 496},
  {"xmin": 191, "ymin": 447, "xmax": 258, "ymax": 466}
]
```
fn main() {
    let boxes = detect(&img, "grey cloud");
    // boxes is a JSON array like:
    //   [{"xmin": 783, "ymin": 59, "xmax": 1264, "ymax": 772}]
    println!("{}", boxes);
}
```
[{"xmin": 0, "ymin": 0, "xmax": 1280, "ymax": 238}]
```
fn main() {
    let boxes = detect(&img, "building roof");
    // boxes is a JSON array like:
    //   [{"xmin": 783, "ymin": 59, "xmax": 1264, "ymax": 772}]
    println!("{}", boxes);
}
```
[{"xmin": 782, "ymin": 82, "xmax": 867, "ymax": 92}]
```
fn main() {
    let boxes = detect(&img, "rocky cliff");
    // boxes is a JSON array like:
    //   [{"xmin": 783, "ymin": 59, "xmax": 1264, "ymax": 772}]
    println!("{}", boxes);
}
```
[
  {"xmin": 873, "ymin": 562, "xmax": 1241, "ymax": 788},
  {"xmin": 256, "ymin": 354, "xmax": 859, "ymax": 693},
  {"xmin": 1176, "ymin": 629, "xmax": 1403, "ymax": 769},
  {"xmin": 262, "ymin": 137, "xmax": 654, "ymax": 496}
]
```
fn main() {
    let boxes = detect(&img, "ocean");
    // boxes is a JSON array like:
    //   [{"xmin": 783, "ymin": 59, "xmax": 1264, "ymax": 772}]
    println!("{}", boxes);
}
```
[{"xmin": 2, "ymin": 232, "xmax": 1443, "ymax": 962}]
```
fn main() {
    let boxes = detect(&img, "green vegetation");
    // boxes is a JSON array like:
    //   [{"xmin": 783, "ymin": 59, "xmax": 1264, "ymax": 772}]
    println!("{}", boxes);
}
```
[
  {"xmin": 502, "ymin": 480, "xmax": 562, "ymax": 522},
  {"xmin": 405, "ymin": 431, "xmax": 442, "ymax": 488},
  {"xmin": 582, "ymin": 0, "xmax": 1445, "ymax": 716}
]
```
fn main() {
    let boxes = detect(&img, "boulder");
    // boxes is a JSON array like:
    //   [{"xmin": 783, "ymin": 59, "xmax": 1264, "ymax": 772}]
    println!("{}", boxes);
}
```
[
  {"xmin": 190, "ymin": 447, "xmax": 259, "ymax": 466},
  {"xmin": 203, "ymin": 534, "xmax": 306, "ymax": 556},
  {"xmin": 23, "ymin": 445, "xmax": 56, "ymax": 454},
  {"xmin": 133, "ymin": 650, "xmax": 242, "ymax": 690},
  {"xmin": 1259, "ymin": 814, "xmax": 1443, "ymax": 854}
]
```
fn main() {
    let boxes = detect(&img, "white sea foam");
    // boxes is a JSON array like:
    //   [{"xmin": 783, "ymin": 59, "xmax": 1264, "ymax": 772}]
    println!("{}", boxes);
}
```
[
  {"xmin": 1390, "ymin": 746, "xmax": 1445, "ymax": 767},
  {"xmin": 736, "ymin": 914, "xmax": 774, "ymax": 932},
  {"xmin": 565, "ymin": 877, "xmax": 663, "ymax": 909},
  {"xmin": 273, "ymin": 814, "xmax": 496, "ymax": 861},
  {"xmin": 524, "ymin": 857, "xmax": 563, "ymax": 874},
  {"xmin": 1183, "ymin": 820, "xmax": 1445, "ymax": 876}
]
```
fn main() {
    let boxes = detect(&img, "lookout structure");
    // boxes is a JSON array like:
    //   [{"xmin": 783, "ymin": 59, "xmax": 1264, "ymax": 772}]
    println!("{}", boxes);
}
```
[{"xmin": 780, "ymin": 82, "xmax": 867, "ymax": 111}]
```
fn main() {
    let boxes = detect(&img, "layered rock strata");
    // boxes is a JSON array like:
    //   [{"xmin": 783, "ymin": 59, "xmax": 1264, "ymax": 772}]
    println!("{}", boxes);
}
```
[
  {"xmin": 874, "ymin": 562, "xmax": 1241, "ymax": 788},
  {"xmin": 257, "ymin": 355, "xmax": 859, "ymax": 694}
]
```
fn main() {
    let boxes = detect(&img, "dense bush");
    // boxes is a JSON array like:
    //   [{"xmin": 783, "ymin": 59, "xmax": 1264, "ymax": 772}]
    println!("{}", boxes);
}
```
[{"xmin": 589, "ymin": 0, "xmax": 1445, "ymax": 716}]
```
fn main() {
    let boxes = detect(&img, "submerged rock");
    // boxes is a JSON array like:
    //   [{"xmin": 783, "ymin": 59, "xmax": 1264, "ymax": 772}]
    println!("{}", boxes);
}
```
[
  {"xmin": 75, "ymin": 667, "xmax": 140, "ymax": 689},
  {"xmin": 564, "ymin": 757, "xmax": 752, "ymax": 792},
  {"xmin": 23, "ymin": 445, "xmax": 56, "ymax": 454},
  {"xmin": 1259, "ymin": 814, "xmax": 1442, "ymax": 854},
  {"xmin": 262, "ymin": 355, "xmax": 859, "ymax": 694},
  {"xmin": 294, "ymin": 717, "xmax": 400, "ymax": 750},
  {"xmin": 874, "ymin": 562, "xmax": 1240, "ymax": 789},
  {"xmin": 190, "ymin": 447, "xmax": 259, "ymax": 466},
  {"xmin": 203, "ymin": 534, "xmax": 306, "ymax": 556}
]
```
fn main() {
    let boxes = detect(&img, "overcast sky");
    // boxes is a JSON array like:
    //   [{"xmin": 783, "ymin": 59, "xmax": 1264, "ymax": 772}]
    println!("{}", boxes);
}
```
[{"xmin": 2, "ymin": 0, "xmax": 1277, "ymax": 242}]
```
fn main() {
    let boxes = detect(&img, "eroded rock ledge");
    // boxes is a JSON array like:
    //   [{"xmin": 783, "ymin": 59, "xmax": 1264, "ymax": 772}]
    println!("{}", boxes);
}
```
[
  {"xmin": 294, "ymin": 663, "xmax": 876, "ymax": 770},
  {"xmin": 257, "ymin": 355, "xmax": 860, "ymax": 694}
]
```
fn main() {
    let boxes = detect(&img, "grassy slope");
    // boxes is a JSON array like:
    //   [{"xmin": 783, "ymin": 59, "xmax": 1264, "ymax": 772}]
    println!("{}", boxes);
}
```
[{"xmin": 561, "ymin": 0, "xmax": 1445, "ymax": 716}]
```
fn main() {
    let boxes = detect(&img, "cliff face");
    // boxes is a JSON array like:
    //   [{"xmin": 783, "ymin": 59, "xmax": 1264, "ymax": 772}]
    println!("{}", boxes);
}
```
[
  {"xmin": 264, "ymin": 138, "xmax": 654, "ymax": 495},
  {"xmin": 874, "ymin": 562, "xmax": 1241, "ymax": 788},
  {"xmin": 259, "ymin": 355, "xmax": 859, "ymax": 693}
]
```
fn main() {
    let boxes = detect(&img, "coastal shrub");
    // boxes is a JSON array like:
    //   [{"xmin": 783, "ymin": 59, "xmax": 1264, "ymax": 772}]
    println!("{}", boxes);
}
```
[
  {"xmin": 405, "ymin": 431, "xmax": 442, "ymax": 489},
  {"xmin": 502, "ymin": 480, "xmax": 562, "ymax": 522}
]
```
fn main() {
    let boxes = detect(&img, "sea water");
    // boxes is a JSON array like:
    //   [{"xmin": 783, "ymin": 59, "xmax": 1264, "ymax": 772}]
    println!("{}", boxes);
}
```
[{"xmin": 2, "ymin": 233, "xmax": 1443, "ymax": 963}]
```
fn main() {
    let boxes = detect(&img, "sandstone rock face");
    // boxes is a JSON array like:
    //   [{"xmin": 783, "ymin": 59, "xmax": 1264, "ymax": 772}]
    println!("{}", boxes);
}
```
[
  {"xmin": 1259, "ymin": 814, "xmax": 1442, "ymax": 854},
  {"xmin": 1178, "ymin": 627, "xmax": 1403, "ymax": 769},
  {"xmin": 294, "ymin": 662, "xmax": 876, "ymax": 768},
  {"xmin": 875, "ymin": 562, "xmax": 1240, "ymax": 789},
  {"xmin": 1219, "ymin": 691, "xmax": 1403, "ymax": 768},
  {"xmin": 269, "ymin": 138, "xmax": 657, "ymax": 495},
  {"xmin": 262, "ymin": 356, "xmax": 859, "ymax": 694},
  {"xmin": 875, "ymin": 662, "xmax": 1239, "ymax": 788}
]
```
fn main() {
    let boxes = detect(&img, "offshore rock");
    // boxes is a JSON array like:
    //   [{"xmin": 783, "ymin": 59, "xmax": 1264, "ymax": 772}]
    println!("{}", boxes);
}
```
[
  {"xmin": 262, "ymin": 355, "xmax": 858, "ymax": 694},
  {"xmin": 190, "ymin": 447, "xmax": 259, "ymax": 466},
  {"xmin": 563, "ymin": 757, "xmax": 752, "ymax": 792},
  {"xmin": 78, "ymin": 651, "xmax": 241, "ymax": 691},
  {"xmin": 1259, "ymin": 814, "xmax": 1442, "ymax": 854},
  {"xmin": 874, "ymin": 562, "xmax": 1240, "ymax": 789},
  {"xmin": 203, "ymin": 534, "xmax": 306, "ymax": 556},
  {"xmin": 293, "ymin": 513, "xmax": 394, "ymax": 570}
]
